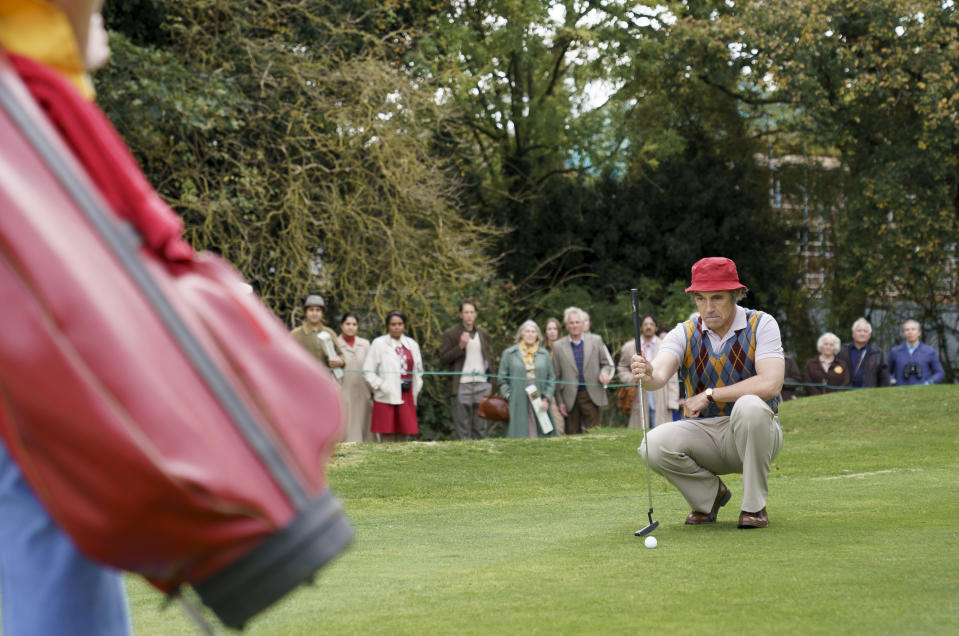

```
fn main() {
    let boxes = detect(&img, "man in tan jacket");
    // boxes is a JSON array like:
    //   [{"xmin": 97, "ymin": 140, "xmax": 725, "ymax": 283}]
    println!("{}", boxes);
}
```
[{"xmin": 551, "ymin": 307, "xmax": 614, "ymax": 434}]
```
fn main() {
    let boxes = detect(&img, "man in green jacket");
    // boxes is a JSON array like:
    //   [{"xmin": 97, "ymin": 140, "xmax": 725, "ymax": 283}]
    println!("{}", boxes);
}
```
[{"xmin": 291, "ymin": 294, "xmax": 345, "ymax": 373}]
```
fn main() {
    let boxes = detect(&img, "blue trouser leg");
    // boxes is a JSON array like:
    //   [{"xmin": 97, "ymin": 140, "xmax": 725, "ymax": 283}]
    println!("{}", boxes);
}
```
[{"xmin": 0, "ymin": 440, "xmax": 131, "ymax": 636}]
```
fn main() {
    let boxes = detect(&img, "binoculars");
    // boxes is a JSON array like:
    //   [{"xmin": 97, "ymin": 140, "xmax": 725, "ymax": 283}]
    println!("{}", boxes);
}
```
[{"xmin": 903, "ymin": 361, "xmax": 922, "ymax": 380}]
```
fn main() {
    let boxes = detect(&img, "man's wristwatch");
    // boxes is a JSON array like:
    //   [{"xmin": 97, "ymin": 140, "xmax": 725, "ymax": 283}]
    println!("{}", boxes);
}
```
[{"xmin": 705, "ymin": 388, "xmax": 715, "ymax": 403}]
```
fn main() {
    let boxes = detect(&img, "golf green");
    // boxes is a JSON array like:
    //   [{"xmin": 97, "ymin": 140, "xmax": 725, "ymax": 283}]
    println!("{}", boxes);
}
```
[{"xmin": 112, "ymin": 385, "xmax": 959, "ymax": 633}]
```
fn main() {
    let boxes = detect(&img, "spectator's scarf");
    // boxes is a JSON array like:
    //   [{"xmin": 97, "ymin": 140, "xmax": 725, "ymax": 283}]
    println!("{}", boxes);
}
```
[{"xmin": 519, "ymin": 340, "xmax": 539, "ymax": 367}]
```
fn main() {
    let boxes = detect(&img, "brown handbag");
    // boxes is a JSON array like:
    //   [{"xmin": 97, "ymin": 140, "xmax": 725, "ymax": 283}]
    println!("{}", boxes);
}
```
[
  {"xmin": 477, "ymin": 390, "xmax": 510, "ymax": 421},
  {"xmin": 617, "ymin": 386, "xmax": 637, "ymax": 415}
]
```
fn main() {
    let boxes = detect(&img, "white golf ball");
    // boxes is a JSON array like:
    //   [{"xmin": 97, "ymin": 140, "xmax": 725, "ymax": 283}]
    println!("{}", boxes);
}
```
[{"xmin": 644, "ymin": 535, "xmax": 658, "ymax": 549}]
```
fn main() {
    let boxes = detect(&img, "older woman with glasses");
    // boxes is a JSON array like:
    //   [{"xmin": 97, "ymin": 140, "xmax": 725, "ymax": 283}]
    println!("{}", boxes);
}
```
[
  {"xmin": 498, "ymin": 320, "xmax": 556, "ymax": 439},
  {"xmin": 803, "ymin": 332, "xmax": 851, "ymax": 396}
]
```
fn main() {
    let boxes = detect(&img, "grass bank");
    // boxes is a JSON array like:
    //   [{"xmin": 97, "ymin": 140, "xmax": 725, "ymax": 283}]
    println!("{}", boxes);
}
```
[{"xmin": 129, "ymin": 385, "xmax": 959, "ymax": 634}]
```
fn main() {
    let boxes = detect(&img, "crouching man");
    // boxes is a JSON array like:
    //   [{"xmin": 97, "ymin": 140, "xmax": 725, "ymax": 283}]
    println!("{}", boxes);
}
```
[{"xmin": 631, "ymin": 257, "xmax": 784, "ymax": 529}]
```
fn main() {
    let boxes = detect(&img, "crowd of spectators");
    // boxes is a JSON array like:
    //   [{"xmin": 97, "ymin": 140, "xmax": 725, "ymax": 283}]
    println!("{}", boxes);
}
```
[
  {"xmin": 288, "ymin": 296, "xmax": 949, "ymax": 441},
  {"xmin": 290, "ymin": 298, "xmax": 623, "ymax": 441},
  {"xmin": 784, "ymin": 317, "xmax": 945, "ymax": 399}
]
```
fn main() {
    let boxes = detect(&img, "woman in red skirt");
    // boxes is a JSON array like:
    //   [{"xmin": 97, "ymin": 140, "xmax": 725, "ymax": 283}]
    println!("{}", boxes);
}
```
[{"xmin": 362, "ymin": 311, "xmax": 423, "ymax": 441}]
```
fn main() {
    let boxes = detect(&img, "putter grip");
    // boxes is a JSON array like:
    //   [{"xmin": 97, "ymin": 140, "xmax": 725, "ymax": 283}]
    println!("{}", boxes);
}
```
[{"xmin": 630, "ymin": 289, "xmax": 642, "ymax": 352}]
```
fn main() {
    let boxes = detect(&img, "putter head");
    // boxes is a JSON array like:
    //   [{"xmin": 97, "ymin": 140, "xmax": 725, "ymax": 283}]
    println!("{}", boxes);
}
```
[{"xmin": 634, "ymin": 520, "xmax": 659, "ymax": 537}]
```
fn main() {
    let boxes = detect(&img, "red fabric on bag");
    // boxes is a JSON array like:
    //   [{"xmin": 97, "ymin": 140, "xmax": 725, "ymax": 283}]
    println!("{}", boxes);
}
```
[
  {"xmin": 8, "ymin": 53, "xmax": 192, "ymax": 262},
  {"xmin": 0, "ymin": 52, "xmax": 344, "ymax": 588}
]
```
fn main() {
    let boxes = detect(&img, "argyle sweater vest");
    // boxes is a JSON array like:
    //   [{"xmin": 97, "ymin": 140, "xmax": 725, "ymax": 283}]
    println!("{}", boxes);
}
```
[{"xmin": 680, "ymin": 310, "xmax": 779, "ymax": 417}]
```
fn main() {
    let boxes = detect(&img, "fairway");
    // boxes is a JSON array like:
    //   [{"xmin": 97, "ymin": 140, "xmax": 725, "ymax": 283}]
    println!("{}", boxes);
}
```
[{"xmin": 127, "ymin": 386, "xmax": 959, "ymax": 634}]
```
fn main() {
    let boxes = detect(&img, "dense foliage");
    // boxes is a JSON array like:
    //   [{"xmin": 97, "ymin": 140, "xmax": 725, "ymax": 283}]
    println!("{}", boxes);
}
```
[{"xmin": 98, "ymin": 0, "xmax": 498, "ymax": 337}]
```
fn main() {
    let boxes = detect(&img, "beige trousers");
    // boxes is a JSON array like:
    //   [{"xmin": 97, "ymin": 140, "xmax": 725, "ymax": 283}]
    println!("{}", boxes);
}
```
[{"xmin": 639, "ymin": 395, "xmax": 782, "ymax": 514}]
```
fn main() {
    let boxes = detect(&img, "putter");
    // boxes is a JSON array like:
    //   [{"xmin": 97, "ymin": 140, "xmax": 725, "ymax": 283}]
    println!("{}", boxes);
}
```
[{"xmin": 631, "ymin": 289, "xmax": 659, "ymax": 537}]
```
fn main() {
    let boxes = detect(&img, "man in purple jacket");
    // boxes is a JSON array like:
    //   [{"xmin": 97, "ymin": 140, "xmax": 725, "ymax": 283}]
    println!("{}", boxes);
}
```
[{"xmin": 888, "ymin": 320, "xmax": 945, "ymax": 386}]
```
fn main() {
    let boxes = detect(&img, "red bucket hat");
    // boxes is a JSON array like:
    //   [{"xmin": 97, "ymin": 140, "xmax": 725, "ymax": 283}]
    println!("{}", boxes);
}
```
[{"xmin": 685, "ymin": 257, "xmax": 748, "ymax": 293}]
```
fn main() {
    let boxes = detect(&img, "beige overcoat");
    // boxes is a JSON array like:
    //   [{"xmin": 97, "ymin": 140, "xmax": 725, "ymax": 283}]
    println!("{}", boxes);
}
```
[
  {"xmin": 338, "ymin": 334, "xmax": 373, "ymax": 443},
  {"xmin": 551, "ymin": 334, "xmax": 615, "ymax": 410}
]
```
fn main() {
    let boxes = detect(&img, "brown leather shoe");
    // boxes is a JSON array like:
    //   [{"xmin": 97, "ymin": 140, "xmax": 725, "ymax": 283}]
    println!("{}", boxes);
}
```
[
  {"xmin": 685, "ymin": 479, "xmax": 731, "ymax": 525},
  {"xmin": 737, "ymin": 507, "xmax": 769, "ymax": 529}
]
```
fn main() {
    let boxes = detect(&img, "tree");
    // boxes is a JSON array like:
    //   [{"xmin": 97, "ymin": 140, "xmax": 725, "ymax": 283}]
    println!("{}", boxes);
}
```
[
  {"xmin": 416, "ymin": 1, "xmax": 612, "ymax": 207},
  {"xmin": 409, "ymin": 1, "xmax": 793, "ymax": 316},
  {"xmin": 412, "ymin": 2, "xmax": 667, "ymax": 265},
  {"xmin": 98, "ymin": 0, "xmax": 500, "ymax": 341}
]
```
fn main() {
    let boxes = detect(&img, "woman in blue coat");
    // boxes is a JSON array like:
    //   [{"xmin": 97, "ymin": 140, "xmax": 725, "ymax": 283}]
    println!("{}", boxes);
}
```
[{"xmin": 498, "ymin": 321, "xmax": 556, "ymax": 438}]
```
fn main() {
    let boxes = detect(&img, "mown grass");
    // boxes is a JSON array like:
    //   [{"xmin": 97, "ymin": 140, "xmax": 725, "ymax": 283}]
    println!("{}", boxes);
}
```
[{"xmin": 127, "ymin": 385, "xmax": 959, "ymax": 634}]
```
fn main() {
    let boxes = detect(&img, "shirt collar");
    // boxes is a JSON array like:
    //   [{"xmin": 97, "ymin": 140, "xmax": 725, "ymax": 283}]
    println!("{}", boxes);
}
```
[{"xmin": 700, "ymin": 305, "xmax": 747, "ymax": 337}]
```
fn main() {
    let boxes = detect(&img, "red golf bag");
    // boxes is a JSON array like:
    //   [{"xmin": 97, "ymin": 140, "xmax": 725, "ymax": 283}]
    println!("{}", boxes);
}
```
[{"xmin": 0, "ymin": 54, "xmax": 352, "ymax": 629}]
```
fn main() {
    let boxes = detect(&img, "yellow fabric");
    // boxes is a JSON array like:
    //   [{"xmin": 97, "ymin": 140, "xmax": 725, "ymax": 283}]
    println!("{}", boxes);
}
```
[
  {"xmin": 0, "ymin": 0, "xmax": 94, "ymax": 99},
  {"xmin": 519, "ymin": 339, "xmax": 539, "ymax": 367}
]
